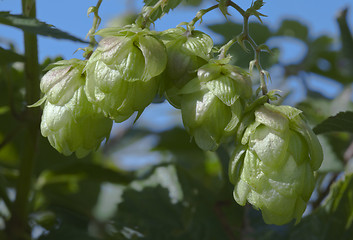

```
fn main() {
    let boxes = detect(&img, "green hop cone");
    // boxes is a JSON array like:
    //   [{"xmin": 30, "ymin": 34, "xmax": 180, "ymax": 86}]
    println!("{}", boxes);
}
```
[
  {"xmin": 180, "ymin": 59, "xmax": 252, "ymax": 151},
  {"xmin": 40, "ymin": 59, "xmax": 113, "ymax": 158},
  {"xmin": 85, "ymin": 25, "xmax": 167, "ymax": 122},
  {"xmin": 229, "ymin": 103, "xmax": 323, "ymax": 225},
  {"xmin": 160, "ymin": 27, "xmax": 213, "ymax": 108}
]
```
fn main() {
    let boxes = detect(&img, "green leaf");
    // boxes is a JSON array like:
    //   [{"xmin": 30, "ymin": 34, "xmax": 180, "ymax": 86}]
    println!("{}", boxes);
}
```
[
  {"xmin": 182, "ymin": 0, "xmax": 203, "ymax": 6},
  {"xmin": 112, "ymin": 164, "xmax": 243, "ymax": 240},
  {"xmin": 317, "ymin": 135, "xmax": 344, "ymax": 173},
  {"xmin": 39, "ymin": 178, "xmax": 101, "ymax": 223},
  {"xmin": 306, "ymin": 36, "xmax": 353, "ymax": 85},
  {"xmin": 337, "ymin": 8, "xmax": 353, "ymax": 67},
  {"xmin": 218, "ymin": 0, "xmax": 230, "ymax": 20},
  {"xmin": 0, "ymin": 47, "xmax": 24, "ymax": 65},
  {"xmin": 313, "ymin": 111, "xmax": 353, "ymax": 134},
  {"xmin": 114, "ymin": 185, "xmax": 185, "ymax": 239},
  {"xmin": 0, "ymin": 132, "xmax": 19, "ymax": 169},
  {"xmin": 0, "ymin": 12, "xmax": 87, "ymax": 43},
  {"xmin": 152, "ymin": 128, "xmax": 222, "ymax": 192},
  {"xmin": 38, "ymin": 208, "xmax": 99, "ymax": 240},
  {"xmin": 276, "ymin": 19, "xmax": 309, "ymax": 41},
  {"xmin": 246, "ymin": 0, "xmax": 267, "ymax": 23},
  {"xmin": 282, "ymin": 26, "xmax": 353, "ymax": 85},
  {"xmin": 37, "ymin": 161, "xmax": 133, "ymax": 189},
  {"xmin": 208, "ymin": 21, "xmax": 272, "ymax": 50}
]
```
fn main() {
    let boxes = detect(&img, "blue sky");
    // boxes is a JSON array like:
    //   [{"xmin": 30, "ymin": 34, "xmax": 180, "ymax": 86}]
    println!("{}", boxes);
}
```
[
  {"xmin": 1, "ymin": 0, "xmax": 353, "ymax": 62},
  {"xmin": 1, "ymin": 0, "xmax": 353, "ymax": 116},
  {"xmin": 1, "ymin": 0, "xmax": 352, "ymax": 105}
]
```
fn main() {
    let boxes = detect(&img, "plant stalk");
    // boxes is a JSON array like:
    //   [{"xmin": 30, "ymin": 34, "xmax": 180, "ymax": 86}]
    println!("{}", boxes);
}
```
[
  {"xmin": 188, "ymin": 4, "xmax": 219, "ymax": 27},
  {"xmin": 228, "ymin": 1, "xmax": 269, "ymax": 96},
  {"xmin": 87, "ymin": 0, "xmax": 103, "ymax": 48},
  {"xmin": 6, "ymin": 0, "xmax": 40, "ymax": 239}
]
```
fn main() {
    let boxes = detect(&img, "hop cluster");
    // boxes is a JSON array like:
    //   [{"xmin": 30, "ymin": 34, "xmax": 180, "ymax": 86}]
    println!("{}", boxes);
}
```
[
  {"xmin": 229, "ymin": 103, "xmax": 323, "ymax": 225},
  {"xmin": 38, "ymin": 25, "xmax": 222, "ymax": 156},
  {"xmin": 38, "ymin": 23, "xmax": 323, "ymax": 225}
]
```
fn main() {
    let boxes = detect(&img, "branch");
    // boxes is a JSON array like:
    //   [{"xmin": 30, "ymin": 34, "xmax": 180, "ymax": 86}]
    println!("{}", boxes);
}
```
[
  {"xmin": 188, "ymin": 4, "xmax": 219, "ymax": 27},
  {"xmin": 224, "ymin": 1, "xmax": 269, "ymax": 96}
]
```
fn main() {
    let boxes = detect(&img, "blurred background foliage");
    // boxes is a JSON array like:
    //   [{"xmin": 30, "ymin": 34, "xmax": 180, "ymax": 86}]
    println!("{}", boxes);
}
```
[{"xmin": 1, "ymin": 0, "xmax": 353, "ymax": 239}]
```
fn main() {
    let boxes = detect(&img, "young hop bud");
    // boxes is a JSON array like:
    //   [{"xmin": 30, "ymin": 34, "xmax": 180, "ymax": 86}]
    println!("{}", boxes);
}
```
[
  {"xmin": 85, "ymin": 26, "xmax": 167, "ymax": 122},
  {"xmin": 229, "ymin": 103, "xmax": 323, "ymax": 225},
  {"xmin": 180, "ymin": 59, "xmax": 252, "ymax": 151},
  {"xmin": 39, "ymin": 59, "xmax": 112, "ymax": 158},
  {"xmin": 160, "ymin": 27, "xmax": 213, "ymax": 108}
]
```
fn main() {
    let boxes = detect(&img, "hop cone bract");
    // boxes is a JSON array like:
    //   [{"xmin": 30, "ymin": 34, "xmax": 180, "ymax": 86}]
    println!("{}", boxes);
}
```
[
  {"xmin": 229, "ymin": 103, "xmax": 323, "ymax": 225},
  {"xmin": 40, "ymin": 59, "xmax": 85, "ymax": 106}
]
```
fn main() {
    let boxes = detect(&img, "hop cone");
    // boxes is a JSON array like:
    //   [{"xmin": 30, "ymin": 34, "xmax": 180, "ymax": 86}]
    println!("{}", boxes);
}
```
[
  {"xmin": 85, "ymin": 26, "xmax": 167, "ymax": 122},
  {"xmin": 180, "ymin": 59, "xmax": 252, "ymax": 151},
  {"xmin": 229, "ymin": 103, "xmax": 323, "ymax": 225},
  {"xmin": 160, "ymin": 27, "xmax": 213, "ymax": 108},
  {"xmin": 40, "ymin": 59, "xmax": 112, "ymax": 158}
]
